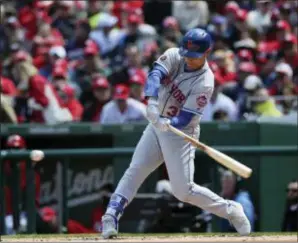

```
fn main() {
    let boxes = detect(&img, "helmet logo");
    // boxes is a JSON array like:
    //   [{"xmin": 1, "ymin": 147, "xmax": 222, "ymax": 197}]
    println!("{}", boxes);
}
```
[{"xmin": 187, "ymin": 40, "xmax": 193, "ymax": 49}]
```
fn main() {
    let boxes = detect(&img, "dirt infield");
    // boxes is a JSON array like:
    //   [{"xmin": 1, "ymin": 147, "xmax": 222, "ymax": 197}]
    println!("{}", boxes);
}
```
[{"xmin": 1, "ymin": 234, "xmax": 297, "ymax": 243}]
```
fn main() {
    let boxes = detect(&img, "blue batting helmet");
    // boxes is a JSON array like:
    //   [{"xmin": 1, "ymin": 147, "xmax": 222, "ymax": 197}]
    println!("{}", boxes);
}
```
[{"xmin": 179, "ymin": 28, "xmax": 212, "ymax": 58}]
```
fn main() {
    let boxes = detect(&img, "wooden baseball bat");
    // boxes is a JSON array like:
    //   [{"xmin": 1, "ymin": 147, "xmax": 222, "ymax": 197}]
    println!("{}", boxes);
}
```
[{"xmin": 168, "ymin": 125, "xmax": 252, "ymax": 178}]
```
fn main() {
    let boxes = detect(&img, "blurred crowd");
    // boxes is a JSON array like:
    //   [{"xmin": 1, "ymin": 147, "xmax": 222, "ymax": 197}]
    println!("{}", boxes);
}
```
[{"xmin": 1, "ymin": 0, "xmax": 297, "ymax": 125}]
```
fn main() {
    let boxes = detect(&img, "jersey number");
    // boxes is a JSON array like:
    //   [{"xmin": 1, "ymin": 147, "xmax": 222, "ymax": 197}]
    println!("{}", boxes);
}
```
[{"xmin": 167, "ymin": 106, "xmax": 178, "ymax": 117}]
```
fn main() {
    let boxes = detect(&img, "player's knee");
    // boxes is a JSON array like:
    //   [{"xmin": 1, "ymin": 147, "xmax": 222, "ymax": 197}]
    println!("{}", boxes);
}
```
[{"xmin": 171, "ymin": 184, "xmax": 192, "ymax": 202}]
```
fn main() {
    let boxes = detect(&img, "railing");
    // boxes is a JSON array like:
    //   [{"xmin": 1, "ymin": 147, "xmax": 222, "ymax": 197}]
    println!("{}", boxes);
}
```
[
  {"xmin": 1, "ymin": 146, "xmax": 297, "ymax": 234},
  {"xmin": 246, "ymin": 95, "xmax": 298, "ymax": 108}
]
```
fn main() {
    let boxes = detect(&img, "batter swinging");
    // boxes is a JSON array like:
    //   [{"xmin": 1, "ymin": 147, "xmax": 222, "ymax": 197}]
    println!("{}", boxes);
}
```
[{"xmin": 102, "ymin": 28, "xmax": 251, "ymax": 238}]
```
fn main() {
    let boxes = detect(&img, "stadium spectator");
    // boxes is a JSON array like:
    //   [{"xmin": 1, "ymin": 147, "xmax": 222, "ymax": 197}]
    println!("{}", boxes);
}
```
[
  {"xmin": 18, "ymin": 0, "xmax": 51, "ymax": 40},
  {"xmin": 4, "ymin": 135, "xmax": 41, "ymax": 216},
  {"xmin": 11, "ymin": 50, "xmax": 72, "ymax": 124},
  {"xmin": 219, "ymin": 171, "xmax": 255, "ymax": 232},
  {"xmin": 99, "ymin": 84, "xmax": 146, "ymax": 124},
  {"xmin": 142, "ymin": 41, "xmax": 160, "ymax": 68},
  {"xmin": 4, "ymin": 134, "xmax": 42, "ymax": 234},
  {"xmin": 16, "ymin": 1, "xmax": 35, "ymax": 39},
  {"xmin": 112, "ymin": 0, "xmax": 143, "ymax": 28},
  {"xmin": 89, "ymin": 12, "xmax": 124, "ymax": 58},
  {"xmin": 59, "ymin": 85, "xmax": 83, "ymax": 122},
  {"xmin": 249, "ymin": 88, "xmax": 283, "ymax": 119},
  {"xmin": 269, "ymin": 63, "xmax": 296, "ymax": 96},
  {"xmin": 38, "ymin": 206, "xmax": 95, "ymax": 234},
  {"xmin": 159, "ymin": 16, "xmax": 182, "ymax": 52},
  {"xmin": 50, "ymin": 1, "xmax": 76, "ymax": 41},
  {"xmin": 201, "ymin": 85, "xmax": 238, "ymax": 122},
  {"xmin": 51, "ymin": 65, "xmax": 69, "ymax": 90},
  {"xmin": 129, "ymin": 70, "xmax": 147, "ymax": 104},
  {"xmin": 65, "ymin": 20, "xmax": 92, "ymax": 61},
  {"xmin": 1, "ymin": 76, "xmax": 17, "ymax": 96},
  {"xmin": 82, "ymin": 75, "xmax": 111, "ymax": 122},
  {"xmin": 211, "ymin": 50, "xmax": 237, "ymax": 85},
  {"xmin": 31, "ymin": 13, "xmax": 64, "ymax": 69},
  {"xmin": 219, "ymin": 61, "xmax": 257, "ymax": 102},
  {"xmin": 108, "ymin": 44, "xmax": 147, "ymax": 86},
  {"xmin": 246, "ymin": 0, "xmax": 272, "ymax": 34},
  {"xmin": 88, "ymin": 1, "xmax": 114, "ymax": 29},
  {"xmin": 1, "ymin": 76, "xmax": 18, "ymax": 123},
  {"xmin": 1, "ymin": 0, "xmax": 297, "ymax": 123},
  {"xmin": 282, "ymin": 180, "xmax": 298, "ymax": 232},
  {"xmin": 224, "ymin": 5, "xmax": 244, "ymax": 47},
  {"xmin": 237, "ymin": 75, "xmax": 263, "ymax": 119},
  {"xmin": 70, "ymin": 40, "xmax": 110, "ymax": 106},
  {"xmin": 39, "ymin": 45, "xmax": 67, "ymax": 79},
  {"xmin": 172, "ymin": 1, "xmax": 209, "ymax": 31},
  {"xmin": 236, "ymin": 49, "xmax": 254, "ymax": 64},
  {"xmin": 281, "ymin": 33, "xmax": 298, "ymax": 71},
  {"xmin": 1, "ymin": 16, "xmax": 26, "ymax": 57},
  {"xmin": 117, "ymin": 12, "xmax": 156, "ymax": 54}
]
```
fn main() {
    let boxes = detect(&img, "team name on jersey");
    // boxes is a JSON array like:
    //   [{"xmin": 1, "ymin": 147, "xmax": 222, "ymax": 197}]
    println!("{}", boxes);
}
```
[{"xmin": 170, "ymin": 83, "xmax": 186, "ymax": 104}]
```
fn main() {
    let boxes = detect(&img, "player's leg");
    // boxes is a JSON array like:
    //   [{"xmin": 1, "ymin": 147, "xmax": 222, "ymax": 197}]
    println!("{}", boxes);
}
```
[
  {"xmin": 102, "ymin": 124, "xmax": 164, "ymax": 238},
  {"xmin": 157, "ymin": 129, "xmax": 251, "ymax": 236}
]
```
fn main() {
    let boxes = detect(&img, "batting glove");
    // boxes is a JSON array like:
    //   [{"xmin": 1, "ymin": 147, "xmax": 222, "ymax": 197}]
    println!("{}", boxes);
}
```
[
  {"xmin": 146, "ymin": 98, "xmax": 159, "ymax": 124},
  {"xmin": 155, "ymin": 117, "xmax": 171, "ymax": 132}
]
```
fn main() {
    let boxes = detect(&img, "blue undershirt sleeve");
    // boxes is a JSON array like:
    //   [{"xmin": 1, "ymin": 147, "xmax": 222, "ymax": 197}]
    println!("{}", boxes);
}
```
[
  {"xmin": 170, "ymin": 110, "xmax": 195, "ymax": 128},
  {"xmin": 144, "ymin": 63, "xmax": 168, "ymax": 98}
]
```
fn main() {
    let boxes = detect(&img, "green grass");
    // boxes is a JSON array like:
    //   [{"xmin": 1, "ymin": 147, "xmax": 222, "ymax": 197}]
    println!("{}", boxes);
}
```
[{"xmin": 1, "ymin": 232, "xmax": 297, "ymax": 239}]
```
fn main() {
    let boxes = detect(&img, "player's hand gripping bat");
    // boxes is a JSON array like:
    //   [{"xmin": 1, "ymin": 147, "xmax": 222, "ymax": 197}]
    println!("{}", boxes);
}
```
[{"xmin": 167, "ymin": 125, "xmax": 252, "ymax": 178}]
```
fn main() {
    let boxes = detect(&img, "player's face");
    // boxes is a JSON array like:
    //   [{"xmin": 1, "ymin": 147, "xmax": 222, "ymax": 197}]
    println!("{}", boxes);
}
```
[{"xmin": 184, "ymin": 56, "xmax": 206, "ymax": 70}]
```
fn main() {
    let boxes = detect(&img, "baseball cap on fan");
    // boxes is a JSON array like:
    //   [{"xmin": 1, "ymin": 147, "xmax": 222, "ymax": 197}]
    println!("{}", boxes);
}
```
[
  {"xmin": 5, "ymin": 16, "xmax": 20, "ymax": 28},
  {"xmin": 35, "ymin": 0, "xmax": 53, "ymax": 10},
  {"xmin": 235, "ymin": 9, "xmax": 248, "ymax": 22},
  {"xmin": 12, "ymin": 50, "xmax": 29, "ymax": 63},
  {"xmin": 243, "ymin": 75, "xmax": 263, "ymax": 91},
  {"xmin": 129, "ymin": 73, "xmax": 146, "ymax": 86},
  {"xmin": 237, "ymin": 49, "xmax": 253, "ymax": 61},
  {"xmin": 276, "ymin": 20, "xmax": 291, "ymax": 31},
  {"xmin": 49, "ymin": 46, "xmax": 66, "ymax": 59},
  {"xmin": 52, "ymin": 66, "xmax": 67, "ymax": 79},
  {"xmin": 224, "ymin": 1, "xmax": 239, "ymax": 14},
  {"xmin": 113, "ymin": 84, "xmax": 129, "ymax": 100},
  {"xmin": 6, "ymin": 134, "xmax": 26, "ymax": 148},
  {"xmin": 61, "ymin": 85, "xmax": 75, "ymax": 99},
  {"xmin": 275, "ymin": 63, "xmax": 293, "ymax": 78},
  {"xmin": 97, "ymin": 13, "xmax": 118, "ymax": 28},
  {"xmin": 92, "ymin": 76, "xmax": 109, "ymax": 89},
  {"xmin": 128, "ymin": 14, "xmax": 142, "ymax": 25},
  {"xmin": 239, "ymin": 62, "xmax": 257, "ymax": 74},
  {"xmin": 163, "ymin": 16, "xmax": 179, "ymax": 30},
  {"xmin": 40, "ymin": 207, "xmax": 57, "ymax": 222},
  {"xmin": 284, "ymin": 33, "xmax": 298, "ymax": 45},
  {"xmin": 84, "ymin": 42, "xmax": 99, "ymax": 56}
]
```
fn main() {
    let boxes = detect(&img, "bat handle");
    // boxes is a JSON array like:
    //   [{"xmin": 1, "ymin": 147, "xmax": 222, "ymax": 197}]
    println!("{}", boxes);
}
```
[{"xmin": 168, "ymin": 125, "xmax": 206, "ymax": 150}]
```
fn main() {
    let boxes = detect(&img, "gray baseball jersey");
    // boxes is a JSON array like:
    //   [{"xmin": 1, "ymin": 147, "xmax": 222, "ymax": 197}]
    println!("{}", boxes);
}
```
[
  {"xmin": 110, "ymin": 48, "xmax": 233, "ymax": 222},
  {"xmin": 156, "ymin": 47, "xmax": 214, "ymax": 135}
]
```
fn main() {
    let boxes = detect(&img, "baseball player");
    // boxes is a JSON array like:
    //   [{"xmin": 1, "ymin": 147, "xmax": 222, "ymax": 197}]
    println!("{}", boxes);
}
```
[{"xmin": 101, "ymin": 28, "xmax": 251, "ymax": 238}]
